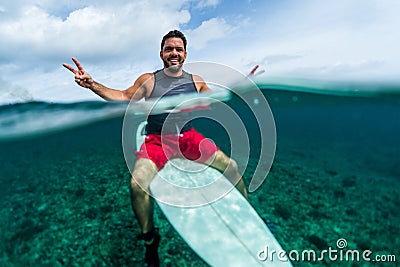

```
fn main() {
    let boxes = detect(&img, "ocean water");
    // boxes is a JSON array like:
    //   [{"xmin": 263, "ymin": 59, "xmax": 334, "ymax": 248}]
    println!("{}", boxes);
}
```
[{"xmin": 0, "ymin": 84, "xmax": 399, "ymax": 266}]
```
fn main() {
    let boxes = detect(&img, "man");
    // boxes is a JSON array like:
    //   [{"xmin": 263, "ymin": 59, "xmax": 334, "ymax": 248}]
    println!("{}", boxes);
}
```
[{"xmin": 63, "ymin": 30, "xmax": 251, "ymax": 267}]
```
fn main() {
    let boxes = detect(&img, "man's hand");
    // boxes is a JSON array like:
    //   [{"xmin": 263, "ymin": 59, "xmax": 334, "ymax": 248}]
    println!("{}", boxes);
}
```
[
  {"xmin": 247, "ymin": 65, "xmax": 265, "ymax": 78},
  {"xmin": 63, "ymin": 57, "xmax": 94, "ymax": 89}
]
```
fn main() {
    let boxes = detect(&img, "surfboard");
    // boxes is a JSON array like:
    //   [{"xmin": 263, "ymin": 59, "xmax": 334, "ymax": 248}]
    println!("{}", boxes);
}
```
[
  {"xmin": 136, "ymin": 121, "xmax": 292, "ymax": 266},
  {"xmin": 127, "ymin": 89, "xmax": 231, "ymax": 115}
]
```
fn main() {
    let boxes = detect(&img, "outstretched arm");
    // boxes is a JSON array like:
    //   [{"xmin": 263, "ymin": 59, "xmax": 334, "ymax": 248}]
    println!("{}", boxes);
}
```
[{"xmin": 63, "ymin": 57, "xmax": 147, "ymax": 101}]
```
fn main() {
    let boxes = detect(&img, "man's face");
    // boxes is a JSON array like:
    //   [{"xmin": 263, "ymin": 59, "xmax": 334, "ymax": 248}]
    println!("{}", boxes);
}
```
[{"xmin": 160, "ymin": 37, "xmax": 187, "ymax": 72}]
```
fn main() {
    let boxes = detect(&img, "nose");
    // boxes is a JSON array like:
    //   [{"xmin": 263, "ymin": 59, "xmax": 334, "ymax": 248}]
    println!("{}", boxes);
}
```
[{"xmin": 170, "ymin": 48, "xmax": 178, "ymax": 56}]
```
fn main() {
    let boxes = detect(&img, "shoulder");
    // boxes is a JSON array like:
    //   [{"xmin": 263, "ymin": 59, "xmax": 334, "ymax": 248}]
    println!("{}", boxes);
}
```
[
  {"xmin": 192, "ymin": 74, "xmax": 210, "ymax": 93},
  {"xmin": 124, "ymin": 73, "xmax": 155, "ymax": 100},
  {"xmin": 137, "ymin": 73, "xmax": 156, "ymax": 98},
  {"xmin": 192, "ymin": 74, "xmax": 204, "ymax": 82},
  {"xmin": 133, "ymin": 72, "xmax": 155, "ymax": 92},
  {"xmin": 137, "ymin": 73, "xmax": 154, "ymax": 83},
  {"xmin": 136, "ymin": 72, "xmax": 156, "ymax": 91}
]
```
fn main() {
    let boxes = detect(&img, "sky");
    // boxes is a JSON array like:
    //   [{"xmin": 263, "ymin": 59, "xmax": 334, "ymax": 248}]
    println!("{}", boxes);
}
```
[{"xmin": 0, "ymin": 0, "xmax": 399, "ymax": 104}]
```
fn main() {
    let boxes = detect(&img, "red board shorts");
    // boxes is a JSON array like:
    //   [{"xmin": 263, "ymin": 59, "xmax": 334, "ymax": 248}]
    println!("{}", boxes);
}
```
[{"xmin": 136, "ymin": 128, "xmax": 219, "ymax": 170}]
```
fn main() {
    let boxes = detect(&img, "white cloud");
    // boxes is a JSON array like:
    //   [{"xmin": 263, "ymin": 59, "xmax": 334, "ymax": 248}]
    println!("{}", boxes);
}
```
[
  {"xmin": 0, "ymin": 0, "xmax": 193, "ymax": 103},
  {"xmin": 0, "ymin": 0, "xmax": 399, "ymax": 104},
  {"xmin": 223, "ymin": 0, "xmax": 400, "ymax": 80},
  {"xmin": 0, "ymin": 1, "xmax": 191, "ymax": 66},
  {"xmin": 195, "ymin": 0, "xmax": 221, "ymax": 9},
  {"xmin": 186, "ymin": 18, "xmax": 236, "ymax": 50}
]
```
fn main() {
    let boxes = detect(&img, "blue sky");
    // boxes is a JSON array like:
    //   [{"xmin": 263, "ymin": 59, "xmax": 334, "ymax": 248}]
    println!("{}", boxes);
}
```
[{"xmin": 0, "ymin": 0, "xmax": 399, "ymax": 103}]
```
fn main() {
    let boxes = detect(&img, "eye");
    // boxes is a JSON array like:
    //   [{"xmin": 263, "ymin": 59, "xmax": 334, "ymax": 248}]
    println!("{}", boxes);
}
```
[{"xmin": 164, "ymin": 46, "xmax": 185, "ymax": 53}]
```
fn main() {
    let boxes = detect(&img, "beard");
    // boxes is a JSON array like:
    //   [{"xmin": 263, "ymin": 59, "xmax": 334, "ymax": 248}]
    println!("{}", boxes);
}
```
[{"xmin": 163, "ymin": 57, "xmax": 184, "ymax": 73}]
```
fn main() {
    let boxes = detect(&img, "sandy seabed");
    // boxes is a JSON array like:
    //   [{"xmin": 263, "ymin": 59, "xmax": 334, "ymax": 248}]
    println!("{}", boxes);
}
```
[{"xmin": 0, "ymin": 128, "xmax": 398, "ymax": 267}]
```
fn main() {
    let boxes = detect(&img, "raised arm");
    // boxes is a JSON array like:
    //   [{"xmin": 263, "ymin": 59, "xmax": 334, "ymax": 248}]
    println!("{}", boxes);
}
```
[
  {"xmin": 63, "ymin": 57, "xmax": 150, "ymax": 101},
  {"xmin": 192, "ymin": 65, "xmax": 264, "ymax": 94},
  {"xmin": 247, "ymin": 65, "xmax": 265, "ymax": 78}
]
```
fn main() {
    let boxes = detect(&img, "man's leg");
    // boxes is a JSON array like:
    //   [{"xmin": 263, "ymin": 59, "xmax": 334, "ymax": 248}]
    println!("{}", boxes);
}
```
[
  {"xmin": 129, "ymin": 158, "xmax": 159, "ymax": 234},
  {"xmin": 130, "ymin": 158, "xmax": 161, "ymax": 267},
  {"xmin": 205, "ymin": 150, "xmax": 248, "ymax": 199}
]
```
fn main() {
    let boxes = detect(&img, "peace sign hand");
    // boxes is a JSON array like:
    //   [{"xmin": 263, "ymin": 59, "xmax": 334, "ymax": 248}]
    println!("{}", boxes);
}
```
[{"xmin": 63, "ymin": 57, "xmax": 94, "ymax": 89}]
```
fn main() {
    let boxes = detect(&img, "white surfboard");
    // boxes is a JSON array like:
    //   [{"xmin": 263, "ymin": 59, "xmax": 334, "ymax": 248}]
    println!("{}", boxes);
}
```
[
  {"xmin": 127, "ymin": 90, "xmax": 231, "ymax": 115},
  {"xmin": 136, "ymin": 121, "xmax": 292, "ymax": 266}
]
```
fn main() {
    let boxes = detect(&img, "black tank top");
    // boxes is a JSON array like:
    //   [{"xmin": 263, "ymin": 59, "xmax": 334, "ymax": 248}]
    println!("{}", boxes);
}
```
[{"xmin": 145, "ymin": 69, "xmax": 197, "ymax": 134}]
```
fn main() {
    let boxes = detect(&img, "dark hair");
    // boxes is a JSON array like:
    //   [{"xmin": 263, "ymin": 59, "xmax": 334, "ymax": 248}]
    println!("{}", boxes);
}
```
[{"xmin": 161, "ymin": 30, "xmax": 187, "ymax": 51}]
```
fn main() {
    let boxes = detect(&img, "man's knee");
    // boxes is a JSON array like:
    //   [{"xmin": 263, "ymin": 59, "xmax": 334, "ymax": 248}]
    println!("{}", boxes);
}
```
[
  {"xmin": 130, "ymin": 176, "xmax": 145, "ymax": 194},
  {"xmin": 225, "ymin": 158, "xmax": 238, "ymax": 175},
  {"xmin": 210, "ymin": 151, "xmax": 238, "ymax": 174},
  {"xmin": 130, "ymin": 158, "xmax": 158, "ymax": 193}
]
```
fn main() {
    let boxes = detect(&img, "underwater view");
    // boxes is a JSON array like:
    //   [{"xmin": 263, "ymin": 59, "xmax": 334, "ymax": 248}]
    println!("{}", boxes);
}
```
[{"xmin": 0, "ymin": 84, "xmax": 399, "ymax": 267}]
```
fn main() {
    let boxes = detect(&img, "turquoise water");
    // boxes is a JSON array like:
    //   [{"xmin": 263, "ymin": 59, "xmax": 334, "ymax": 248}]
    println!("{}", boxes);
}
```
[{"xmin": 0, "ymin": 85, "xmax": 399, "ymax": 266}]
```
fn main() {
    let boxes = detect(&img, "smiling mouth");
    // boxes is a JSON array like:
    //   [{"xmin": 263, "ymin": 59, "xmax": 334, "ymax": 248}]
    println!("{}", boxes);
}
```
[{"xmin": 168, "ymin": 57, "xmax": 180, "ymax": 65}]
